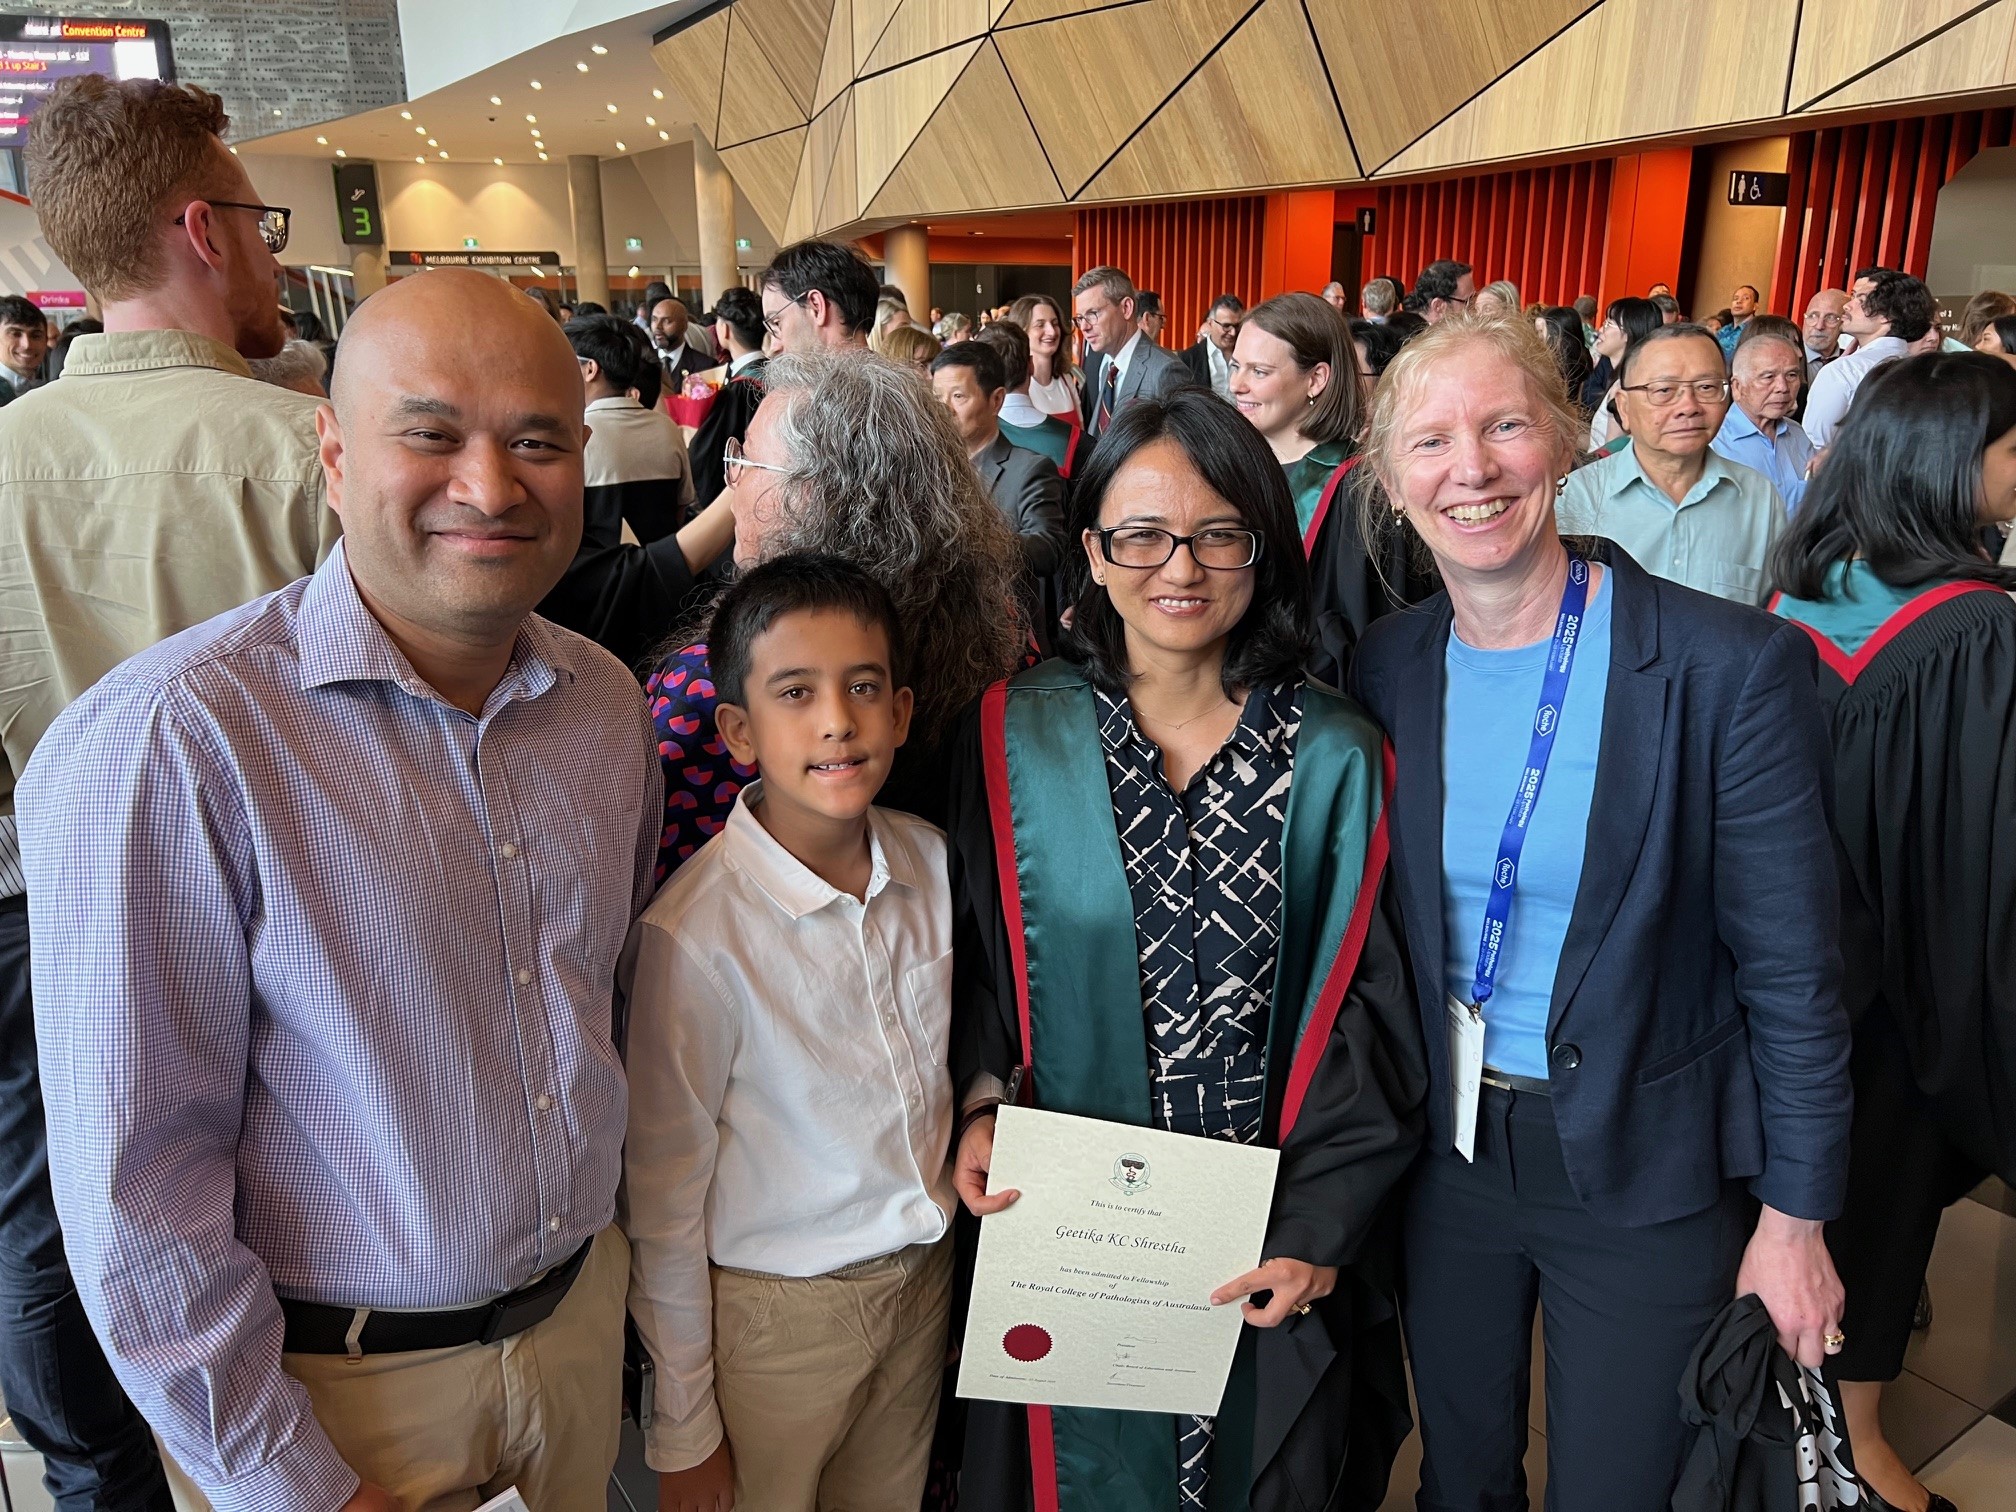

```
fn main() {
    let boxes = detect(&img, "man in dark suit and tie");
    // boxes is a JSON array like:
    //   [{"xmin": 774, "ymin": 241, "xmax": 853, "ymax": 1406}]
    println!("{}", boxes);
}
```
[
  {"xmin": 1072, "ymin": 266, "xmax": 1194, "ymax": 442},
  {"xmin": 648, "ymin": 296, "xmax": 708, "ymax": 396},
  {"xmin": 1180, "ymin": 293, "xmax": 1244, "ymax": 399}
]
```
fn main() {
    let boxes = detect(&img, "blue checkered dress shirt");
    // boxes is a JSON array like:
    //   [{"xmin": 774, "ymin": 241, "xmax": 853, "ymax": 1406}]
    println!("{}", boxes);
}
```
[{"xmin": 18, "ymin": 545, "xmax": 662, "ymax": 1511}]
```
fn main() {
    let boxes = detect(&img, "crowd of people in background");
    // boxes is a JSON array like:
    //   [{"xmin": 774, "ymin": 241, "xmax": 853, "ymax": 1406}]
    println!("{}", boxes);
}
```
[{"xmin": 4, "ymin": 70, "xmax": 2016, "ymax": 1512}]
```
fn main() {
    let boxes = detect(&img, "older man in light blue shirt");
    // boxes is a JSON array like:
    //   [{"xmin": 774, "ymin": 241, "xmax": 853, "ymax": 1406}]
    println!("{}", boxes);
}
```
[
  {"xmin": 1558, "ymin": 324, "xmax": 1788, "ymax": 605},
  {"xmin": 1712, "ymin": 330, "xmax": 1813, "ymax": 512}
]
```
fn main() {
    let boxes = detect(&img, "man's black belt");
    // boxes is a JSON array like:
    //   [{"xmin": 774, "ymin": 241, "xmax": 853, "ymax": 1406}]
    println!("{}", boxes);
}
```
[
  {"xmin": 280, "ymin": 1235, "xmax": 594, "ymax": 1356},
  {"xmin": 1480, "ymin": 1067, "xmax": 1552, "ymax": 1096}
]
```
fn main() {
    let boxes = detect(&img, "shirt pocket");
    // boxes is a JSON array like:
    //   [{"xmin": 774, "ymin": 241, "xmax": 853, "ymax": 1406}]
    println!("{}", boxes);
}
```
[
  {"xmin": 1711, "ymin": 561, "xmax": 1763, "ymax": 602},
  {"xmin": 901, "ymin": 951, "xmax": 954, "ymax": 1066}
]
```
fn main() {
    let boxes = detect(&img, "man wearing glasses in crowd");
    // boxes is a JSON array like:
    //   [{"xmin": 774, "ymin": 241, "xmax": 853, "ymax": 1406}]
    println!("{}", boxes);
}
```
[
  {"xmin": 1071, "ymin": 265, "xmax": 1195, "ymax": 440},
  {"xmin": 758, "ymin": 239, "xmax": 879, "ymax": 355},
  {"xmin": 1414, "ymin": 257, "xmax": 1475, "ymax": 322},
  {"xmin": 1181, "ymin": 293, "xmax": 1245, "ymax": 399},
  {"xmin": 0, "ymin": 75, "xmax": 336, "ymax": 1510},
  {"xmin": 1803, "ymin": 288, "xmax": 1850, "ymax": 378},
  {"xmin": 1557, "ymin": 322, "xmax": 1788, "ymax": 605}
]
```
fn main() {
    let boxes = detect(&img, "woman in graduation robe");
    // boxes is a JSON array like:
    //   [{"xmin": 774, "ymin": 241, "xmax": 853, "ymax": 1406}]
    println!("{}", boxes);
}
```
[
  {"xmin": 1229, "ymin": 293, "xmax": 1434, "ymax": 684},
  {"xmin": 1767, "ymin": 350, "xmax": 2016, "ymax": 1512},
  {"xmin": 946, "ymin": 389, "xmax": 1429, "ymax": 1512}
]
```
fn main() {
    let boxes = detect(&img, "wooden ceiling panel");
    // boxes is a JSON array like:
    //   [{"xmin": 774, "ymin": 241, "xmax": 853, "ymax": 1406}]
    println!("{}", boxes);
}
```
[
  {"xmin": 1306, "ymin": 0, "xmax": 1596, "ymax": 172},
  {"xmin": 716, "ymin": 15, "xmax": 812, "ymax": 146},
  {"xmin": 817, "ymin": 95, "xmax": 862, "ymax": 229},
  {"xmin": 721, "ymin": 125, "xmax": 808, "ymax": 236},
  {"xmin": 995, "ymin": 0, "xmax": 1141, "ymax": 23},
  {"xmin": 784, "ymin": 113, "xmax": 824, "ymax": 241},
  {"xmin": 1380, "ymin": 0, "xmax": 1797, "ymax": 175},
  {"xmin": 815, "ymin": 0, "xmax": 857, "ymax": 112},
  {"xmin": 651, "ymin": 7, "xmax": 732, "ymax": 142},
  {"xmin": 854, "ymin": 0, "xmax": 909, "ymax": 66},
  {"xmin": 994, "ymin": 0, "xmax": 1255, "ymax": 196},
  {"xmin": 852, "ymin": 41, "xmax": 980, "ymax": 207},
  {"xmin": 1802, "ymin": 0, "xmax": 2016, "ymax": 111},
  {"xmin": 867, "ymin": 41, "xmax": 1066, "ymax": 217},
  {"xmin": 863, "ymin": 0, "xmax": 995, "ymax": 73},
  {"xmin": 1079, "ymin": 0, "xmax": 1356, "ymax": 198},
  {"xmin": 1787, "ymin": 0, "xmax": 1991, "ymax": 110},
  {"xmin": 738, "ymin": 0, "xmax": 839, "ymax": 114}
]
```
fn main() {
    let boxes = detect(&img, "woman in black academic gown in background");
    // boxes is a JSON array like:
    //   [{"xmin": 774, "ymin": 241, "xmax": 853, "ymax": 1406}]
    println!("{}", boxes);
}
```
[{"xmin": 1768, "ymin": 351, "xmax": 2016, "ymax": 1512}]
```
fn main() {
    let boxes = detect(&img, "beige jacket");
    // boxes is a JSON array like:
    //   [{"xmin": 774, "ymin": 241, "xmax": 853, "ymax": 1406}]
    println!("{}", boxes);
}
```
[{"xmin": 0, "ymin": 329, "xmax": 340, "ymax": 891}]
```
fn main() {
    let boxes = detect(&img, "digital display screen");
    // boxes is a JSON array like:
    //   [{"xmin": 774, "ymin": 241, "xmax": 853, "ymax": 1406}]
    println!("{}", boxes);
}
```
[{"xmin": 0, "ymin": 17, "xmax": 174, "ymax": 148}]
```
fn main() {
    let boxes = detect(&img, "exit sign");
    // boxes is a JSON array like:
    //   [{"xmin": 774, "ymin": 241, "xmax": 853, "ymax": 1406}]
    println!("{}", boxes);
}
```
[
  {"xmin": 1728, "ymin": 170, "xmax": 1789, "ymax": 206},
  {"xmin": 735, "ymin": 236, "xmax": 752, "ymax": 251}
]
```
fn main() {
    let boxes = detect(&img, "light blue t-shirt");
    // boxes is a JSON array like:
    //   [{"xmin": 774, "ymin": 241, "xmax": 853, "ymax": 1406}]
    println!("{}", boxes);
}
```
[{"xmin": 1440, "ymin": 574, "xmax": 1612, "ymax": 1078}]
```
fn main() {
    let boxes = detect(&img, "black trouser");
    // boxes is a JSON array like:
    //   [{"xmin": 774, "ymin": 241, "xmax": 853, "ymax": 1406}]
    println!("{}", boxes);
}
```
[
  {"xmin": 0, "ymin": 895, "xmax": 172, "ymax": 1511},
  {"xmin": 1401, "ymin": 1083, "xmax": 1749, "ymax": 1512},
  {"xmin": 1825, "ymin": 1007, "xmax": 1988, "ymax": 1383}
]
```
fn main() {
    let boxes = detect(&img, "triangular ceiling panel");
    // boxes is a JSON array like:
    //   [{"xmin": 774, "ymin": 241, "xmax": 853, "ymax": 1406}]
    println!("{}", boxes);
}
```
[
  {"xmin": 1081, "ymin": 0, "xmax": 1357, "ymax": 199},
  {"xmin": 864, "ymin": 0, "xmax": 995, "ymax": 74},
  {"xmin": 1305, "ymin": 0, "xmax": 1596, "ymax": 173},
  {"xmin": 995, "ymin": 0, "xmax": 1254, "ymax": 196},
  {"xmin": 816, "ymin": 95, "xmax": 862, "ymax": 228},
  {"xmin": 867, "ymin": 41, "xmax": 1066, "ymax": 217},
  {"xmin": 1787, "ymin": 0, "xmax": 1993, "ymax": 110},
  {"xmin": 854, "ymin": 0, "xmax": 909, "ymax": 66},
  {"xmin": 737, "ymin": 0, "xmax": 837, "ymax": 115},
  {"xmin": 651, "ymin": 8, "xmax": 731, "ymax": 142},
  {"xmin": 1378, "ymin": 0, "xmax": 1795, "ymax": 176},
  {"xmin": 716, "ymin": 15, "xmax": 811, "ymax": 147},
  {"xmin": 1800, "ymin": 0, "xmax": 2016, "ymax": 111},
  {"xmin": 783, "ymin": 114, "xmax": 824, "ymax": 241},
  {"xmin": 815, "ymin": 0, "xmax": 856, "ymax": 113},
  {"xmin": 993, "ymin": 0, "xmax": 1137, "ymax": 26},
  {"xmin": 852, "ymin": 40, "xmax": 981, "ymax": 207},
  {"xmin": 720, "ymin": 125, "xmax": 808, "ymax": 237},
  {"xmin": 990, "ymin": 0, "xmax": 1015, "ymax": 20}
]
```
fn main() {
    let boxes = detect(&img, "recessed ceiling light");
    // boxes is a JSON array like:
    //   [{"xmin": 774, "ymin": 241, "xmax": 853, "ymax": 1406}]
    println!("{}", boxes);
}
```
[
  {"xmin": 490, "ymin": 96, "xmax": 503, "ymax": 106},
  {"xmin": 658, "ymin": 130, "xmax": 669, "ymax": 140},
  {"xmin": 538, "ymin": 152, "xmax": 549, "ymax": 161},
  {"xmin": 493, "ymin": 157, "xmax": 503, "ymax": 165},
  {"xmin": 606, "ymin": 103, "xmax": 617, "ymax": 114},
  {"xmin": 415, "ymin": 155, "xmax": 425, "ymax": 163},
  {"xmin": 315, "ymin": 135, "xmax": 327, "ymax": 144},
  {"xmin": 614, "ymin": 141, "xmax": 626, "ymax": 151},
  {"xmin": 652, "ymin": 88, "xmax": 664, "ymax": 100},
  {"xmin": 272, "ymin": 108, "xmax": 283, "ymax": 117},
  {"xmin": 438, "ymin": 151, "xmax": 448, "ymax": 159},
  {"xmin": 644, "ymin": 115, "xmax": 656, "ymax": 126},
  {"xmin": 628, "ymin": 264, "xmax": 640, "ymax": 276},
  {"xmin": 530, "ymin": 79, "xmax": 542, "ymax": 90},
  {"xmin": 335, "ymin": 149, "xmax": 347, "ymax": 157},
  {"xmin": 415, "ymin": 125, "xmax": 426, "ymax": 135},
  {"xmin": 525, "ymin": 114, "xmax": 537, "ymax": 123},
  {"xmin": 427, "ymin": 138, "xmax": 438, "ymax": 147},
  {"xmin": 229, "ymin": 145, "xmax": 239, "ymax": 154},
  {"xmin": 576, "ymin": 61, "xmax": 589, "ymax": 72},
  {"xmin": 400, "ymin": 110, "xmax": 412, "ymax": 120},
  {"xmin": 591, "ymin": 43, "xmax": 607, "ymax": 54}
]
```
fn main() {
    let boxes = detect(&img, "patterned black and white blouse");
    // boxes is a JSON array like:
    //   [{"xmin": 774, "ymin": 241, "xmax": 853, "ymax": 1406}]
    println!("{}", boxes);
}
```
[{"xmin": 1094, "ymin": 678, "xmax": 1303, "ymax": 1510}]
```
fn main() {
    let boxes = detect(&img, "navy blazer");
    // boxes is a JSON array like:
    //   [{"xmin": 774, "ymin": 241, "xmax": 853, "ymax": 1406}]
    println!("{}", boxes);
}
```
[{"xmin": 1354, "ymin": 545, "xmax": 1850, "ymax": 1228}]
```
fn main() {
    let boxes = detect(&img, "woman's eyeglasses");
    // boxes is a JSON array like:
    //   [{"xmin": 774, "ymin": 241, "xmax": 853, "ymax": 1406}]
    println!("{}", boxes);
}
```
[
  {"xmin": 174, "ymin": 201, "xmax": 291, "ymax": 254},
  {"xmin": 1094, "ymin": 527, "xmax": 1261, "ymax": 570}
]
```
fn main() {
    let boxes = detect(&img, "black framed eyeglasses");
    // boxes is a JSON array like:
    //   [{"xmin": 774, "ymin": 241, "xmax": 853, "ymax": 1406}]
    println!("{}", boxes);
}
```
[
  {"xmin": 174, "ymin": 201, "xmax": 291, "ymax": 254},
  {"xmin": 761, "ymin": 294, "xmax": 808, "ymax": 338},
  {"xmin": 1095, "ymin": 526, "xmax": 1261, "ymax": 570}
]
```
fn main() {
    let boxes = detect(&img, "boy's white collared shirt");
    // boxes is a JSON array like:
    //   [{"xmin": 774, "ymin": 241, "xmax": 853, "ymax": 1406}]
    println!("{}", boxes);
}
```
[{"xmin": 620, "ymin": 782, "xmax": 956, "ymax": 1471}]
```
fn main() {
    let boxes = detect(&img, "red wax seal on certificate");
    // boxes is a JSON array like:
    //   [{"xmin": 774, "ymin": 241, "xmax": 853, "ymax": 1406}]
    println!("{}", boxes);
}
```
[{"xmin": 1002, "ymin": 1324, "xmax": 1053, "ymax": 1362}]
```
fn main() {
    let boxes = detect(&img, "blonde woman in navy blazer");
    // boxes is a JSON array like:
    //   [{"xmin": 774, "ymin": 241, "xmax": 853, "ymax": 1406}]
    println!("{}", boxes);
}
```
[{"xmin": 1349, "ymin": 313, "xmax": 1851, "ymax": 1510}]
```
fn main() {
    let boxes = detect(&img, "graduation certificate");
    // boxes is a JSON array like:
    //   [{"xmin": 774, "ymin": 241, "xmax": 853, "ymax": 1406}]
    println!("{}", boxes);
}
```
[{"xmin": 956, "ymin": 1105, "xmax": 1280, "ymax": 1417}]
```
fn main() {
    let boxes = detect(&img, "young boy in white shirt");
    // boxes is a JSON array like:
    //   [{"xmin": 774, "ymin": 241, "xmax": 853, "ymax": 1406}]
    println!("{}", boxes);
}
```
[{"xmin": 622, "ymin": 554, "xmax": 957, "ymax": 1512}]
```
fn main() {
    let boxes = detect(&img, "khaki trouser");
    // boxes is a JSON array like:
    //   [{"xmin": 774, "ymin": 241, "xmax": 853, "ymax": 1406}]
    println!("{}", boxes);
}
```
[
  {"xmin": 712, "ymin": 1235, "xmax": 953, "ymax": 1512},
  {"xmin": 167, "ymin": 1227, "xmax": 628, "ymax": 1512}
]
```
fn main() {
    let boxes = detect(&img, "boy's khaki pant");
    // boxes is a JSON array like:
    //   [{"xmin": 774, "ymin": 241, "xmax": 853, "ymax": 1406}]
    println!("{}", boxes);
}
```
[
  {"xmin": 712, "ymin": 1235, "xmax": 953, "ymax": 1512},
  {"xmin": 166, "ymin": 1227, "xmax": 628, "ymax": 1512}
]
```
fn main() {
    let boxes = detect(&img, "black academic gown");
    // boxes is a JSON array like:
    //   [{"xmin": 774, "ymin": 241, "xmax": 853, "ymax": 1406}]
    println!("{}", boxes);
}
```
[
  {"xmin": 1283, "ymin": 444, "xmax": 1438, "ymax": 685},
  {"xmin": 688, "ymin": 363, "xmax": 767, "ymax": 512},
  {"xmin": 1777, "ymin": 579, "xmax": 2016, "ymax": 1180},
  {"xmin": 943, "ymin": 678, "xmax": 1427, "ymax": 1512}
]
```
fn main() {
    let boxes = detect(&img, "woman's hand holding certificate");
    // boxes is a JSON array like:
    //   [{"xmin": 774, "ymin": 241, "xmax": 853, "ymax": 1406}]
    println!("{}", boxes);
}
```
[{"xmin": 954, "ymin": 1106, "xmax": 1283, "ymax": 1417}]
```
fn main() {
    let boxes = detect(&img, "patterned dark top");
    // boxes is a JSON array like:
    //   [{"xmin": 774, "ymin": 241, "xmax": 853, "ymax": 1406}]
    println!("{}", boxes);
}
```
[
  {"xmin": 1094, "ymin": 678, "xmax": 1301, "ymax": 1510},
  {"xmin": 643, "ymin": 641, "xmax": 753, "ymax": 885}
]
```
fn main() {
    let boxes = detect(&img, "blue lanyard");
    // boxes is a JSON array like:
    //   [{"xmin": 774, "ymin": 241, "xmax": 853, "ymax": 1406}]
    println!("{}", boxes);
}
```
[{"xmin": 1468, "ymin": 552, "xmax": 1591, "ymax": 1010}]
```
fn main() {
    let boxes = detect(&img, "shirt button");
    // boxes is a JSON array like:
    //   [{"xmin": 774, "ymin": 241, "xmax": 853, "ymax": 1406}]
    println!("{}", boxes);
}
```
[
  {"xmin": 548, "ymin": 1215, "xmax": 561, "ymax": 1232},
  {"xmin": 535, "ymin": 1093, "xmax": 552, "ymax": 1112},
  {"xmin": 516, "ymin": 968, "xmax": 532, "ymax": 986},
  {"xmin": 500, "ymin": 842, "xmax": 519, "ymax": 859}
]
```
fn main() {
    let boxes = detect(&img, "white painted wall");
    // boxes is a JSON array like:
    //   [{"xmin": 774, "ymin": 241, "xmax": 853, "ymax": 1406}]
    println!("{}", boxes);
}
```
[
  {"xmin": 395, "ymin": 0, "xmax": 709, "ymax": 99},
  {"xmin": 244, "ymin": 145, "xmax": 778, "ymax": 274}
]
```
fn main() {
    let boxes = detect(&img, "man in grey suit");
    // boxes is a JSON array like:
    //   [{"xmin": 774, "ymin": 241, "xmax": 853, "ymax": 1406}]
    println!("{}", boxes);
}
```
[
  {"xmin": 1072, "ymin": 265, "xmax": 1195, "ymax": 441},
  {"xmin": 931, "ymin": 339, "xmax": 1068, "ymax": 647}
]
